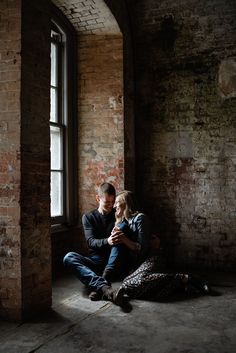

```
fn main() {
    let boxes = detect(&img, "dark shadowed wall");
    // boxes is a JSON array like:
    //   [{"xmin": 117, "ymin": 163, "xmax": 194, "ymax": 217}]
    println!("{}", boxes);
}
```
[{"xmin": 126, "ymin": 0, "xmax": 236, "ymax": 269}]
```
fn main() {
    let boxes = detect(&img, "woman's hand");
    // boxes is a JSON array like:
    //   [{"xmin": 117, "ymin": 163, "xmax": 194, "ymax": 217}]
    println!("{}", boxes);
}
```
[
  {"xmin": 107, "ymin": 227, "xmax": 125, "ymax": 245},
  {"xmin": 108, "ymin": 225, "xmax": 141, "ymax": 252}
]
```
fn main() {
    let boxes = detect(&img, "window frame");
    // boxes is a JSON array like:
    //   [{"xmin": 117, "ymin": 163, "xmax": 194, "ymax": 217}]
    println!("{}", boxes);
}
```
[{"xmin": 51, "ymin": 4, "xmax": 78, "ymax": 229}]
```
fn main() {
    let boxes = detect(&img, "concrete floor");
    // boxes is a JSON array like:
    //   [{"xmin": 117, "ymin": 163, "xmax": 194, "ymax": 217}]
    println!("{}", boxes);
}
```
[{"xmin": 0, "ymin": 272, "xmax": 236, "ymax": 353}]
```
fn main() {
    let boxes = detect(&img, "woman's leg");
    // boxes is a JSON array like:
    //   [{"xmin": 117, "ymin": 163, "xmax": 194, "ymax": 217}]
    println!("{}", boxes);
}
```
[
  {"xmin": 120, "ymin": 262, "xmax": 189, "ymax": 300},
  {"xmin": 102, "ymin": 244, "xmax": 129, "ymax": 282},
  {"xmin": 123, "ymin": 256, "xmax": 159, "ymax": 283},
  {"xmin": 121, "ymin": 271, "xmax": 181, "ymax": 299}
]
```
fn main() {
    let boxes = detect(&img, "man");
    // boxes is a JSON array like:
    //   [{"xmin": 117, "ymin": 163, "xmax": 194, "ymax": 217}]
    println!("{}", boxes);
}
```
[{"xmin": 63, "ymin": 182, "xmax": 123, "ymax": 301}]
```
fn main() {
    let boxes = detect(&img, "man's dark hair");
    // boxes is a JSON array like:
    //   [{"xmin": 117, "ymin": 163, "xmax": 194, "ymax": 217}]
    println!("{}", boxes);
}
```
[{"xmin": 98, "ymin": 182, "xmax": 116, "ymax": 196}]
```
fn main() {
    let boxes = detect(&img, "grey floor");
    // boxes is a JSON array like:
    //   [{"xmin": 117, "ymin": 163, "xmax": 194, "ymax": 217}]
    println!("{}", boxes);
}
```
[{"xmin": 0, "ymin": 272, "xmax": 236, "ymax": 353}]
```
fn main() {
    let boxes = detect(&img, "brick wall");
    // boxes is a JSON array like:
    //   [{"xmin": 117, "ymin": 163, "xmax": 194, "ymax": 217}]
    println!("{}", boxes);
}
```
[
  {"xmin": 129, "ymin": 0, "xmax": 236, "ymax": 269},
  {"xmin": 0, "ymin": 0, "xmax": 51, "ymax": 320},
  {"xmin": 0, "ymin": 0, "xmax": 22, "ymax": 320},
  {"xmin": 78, "ymin": 33, "xmax": 124, "ymax": 214}
]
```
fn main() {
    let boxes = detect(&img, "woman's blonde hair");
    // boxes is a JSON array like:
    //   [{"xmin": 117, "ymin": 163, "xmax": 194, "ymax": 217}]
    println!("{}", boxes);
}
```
[{"xmin": 115, "ymin": 190, "xmax": 138, "ymax": 224}]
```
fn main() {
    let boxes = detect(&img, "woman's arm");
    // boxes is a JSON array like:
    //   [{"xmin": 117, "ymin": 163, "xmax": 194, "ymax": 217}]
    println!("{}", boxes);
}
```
[
  {"xmin": 133, "ymin": 213, "xmax": 150, "ymax": 257},
  {"xmin": 117, "ymin": 232, "xmax": 141, "ymax": 252},
  {"xmin": 112, "ymin": 214, "xmax": 150, "ymax": 256}
]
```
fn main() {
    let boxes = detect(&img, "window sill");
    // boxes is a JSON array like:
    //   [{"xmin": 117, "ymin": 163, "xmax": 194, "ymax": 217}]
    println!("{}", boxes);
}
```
[
  {"xmin": 51, "ymin": 223, "xmax": 71, "ymax": 234},
  {"xmin": 51, "ymin": 222, "xmax": 81, "ymax": 234}
]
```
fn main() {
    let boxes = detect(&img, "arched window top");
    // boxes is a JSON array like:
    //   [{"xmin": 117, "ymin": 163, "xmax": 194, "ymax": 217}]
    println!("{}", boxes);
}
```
[{"xmin": 52, "ymin": 0, "xmax": 121, "ymax": 35}]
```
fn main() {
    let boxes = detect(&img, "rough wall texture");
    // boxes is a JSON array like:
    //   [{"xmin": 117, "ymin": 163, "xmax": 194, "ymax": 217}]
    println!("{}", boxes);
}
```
[
  {"xmin": 0, "ymin": 0, "xmax": 51, "ymax": 320},
  {"xmin": 78, "ymin": 33, "xmax": 124, "ymax": 214},
  {"xmin": 0, "ymin": 0, "xmax": 22, "ymax": 320},
  {"xmin": 128, "ymin": 0, "xmax": 236, "ymax": 269}
]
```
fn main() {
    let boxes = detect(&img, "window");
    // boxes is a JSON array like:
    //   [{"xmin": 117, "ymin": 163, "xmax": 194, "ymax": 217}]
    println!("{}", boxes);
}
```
[
  {"xmin": 50, "ymin": 9, "xmax": 77, "ymax": 227},
  {"xmin": 50, "ymin": 25, "xmax": 64, "ymax": 223}
]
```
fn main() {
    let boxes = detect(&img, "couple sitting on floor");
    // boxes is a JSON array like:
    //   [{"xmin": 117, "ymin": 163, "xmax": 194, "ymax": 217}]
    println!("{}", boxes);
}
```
[{"xmin": 64, "ymin": 182, "xmax": 214, "ymax": 309}]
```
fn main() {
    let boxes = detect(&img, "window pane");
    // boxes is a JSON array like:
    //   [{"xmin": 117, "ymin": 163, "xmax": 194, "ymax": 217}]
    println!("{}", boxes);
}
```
[
  {"xmin": 51, "ymin": 42, "xmax": 57, "ymax": 87},
  {"xmin": 50, "ymin": 126, "xmax": 62, "ymax": 170},
  {"xmin": 51, "ymin": 171, "xmax": 63, "ymax": 217},
  {"xmin": 50, "ymin": 87, "xmax": 58, "ymax": 122}
]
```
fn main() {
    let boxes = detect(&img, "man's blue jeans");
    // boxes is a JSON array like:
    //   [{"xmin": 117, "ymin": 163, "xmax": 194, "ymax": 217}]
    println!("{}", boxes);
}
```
[{"xmin": 63, "ymin": 245, "xmax": 127, "ymax": 292}]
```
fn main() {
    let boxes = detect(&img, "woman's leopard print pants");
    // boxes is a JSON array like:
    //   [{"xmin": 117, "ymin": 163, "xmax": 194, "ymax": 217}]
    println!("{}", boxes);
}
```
[{"xmin": 121, "ymin": 256, "xmax": 188, "ymax": 300}]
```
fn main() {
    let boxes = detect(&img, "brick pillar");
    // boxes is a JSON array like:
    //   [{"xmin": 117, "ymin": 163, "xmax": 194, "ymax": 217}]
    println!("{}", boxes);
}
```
[
  {"xmin": 0, "ymin": 0, "xmax": 51, "ymax": 321},
  {"xmin": 0, "ymin": 0, "xmax": 22, "ymax": 321}
]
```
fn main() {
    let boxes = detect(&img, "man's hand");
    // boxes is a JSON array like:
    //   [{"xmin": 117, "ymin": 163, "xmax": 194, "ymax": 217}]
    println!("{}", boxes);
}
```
[{"xmin": 107, "ymin": 227, "xmax": 125, "ymax": 246}]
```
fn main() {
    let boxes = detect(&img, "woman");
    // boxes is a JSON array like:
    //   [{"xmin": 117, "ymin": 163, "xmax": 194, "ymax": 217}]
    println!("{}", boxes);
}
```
[
  {"xmin": 109, "ymin": 190, "xmax": 151, "ymax": 275},
  {"xmin": 110, "ymin": 192, "xmax": 217, "ymax": 308}
]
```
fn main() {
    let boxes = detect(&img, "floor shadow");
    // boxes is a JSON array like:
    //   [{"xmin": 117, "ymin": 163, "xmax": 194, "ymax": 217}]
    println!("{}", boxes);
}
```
[
  {"xmin": 24, "ymin": 308, "xmax": 71, "ymax": 324},
  {"xmin": 140, "ymin": 286, "xmax": 222, "ymax": 304}
]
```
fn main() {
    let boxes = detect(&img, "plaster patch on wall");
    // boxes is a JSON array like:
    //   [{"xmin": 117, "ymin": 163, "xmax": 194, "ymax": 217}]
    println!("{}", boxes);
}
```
[
  {"xmin": 109, "ymin": 96, "xmax": 117, "ymax": 109},
  {"xmin": 218, "ymin": 58, "xmax": 236, "ymax": 98}
]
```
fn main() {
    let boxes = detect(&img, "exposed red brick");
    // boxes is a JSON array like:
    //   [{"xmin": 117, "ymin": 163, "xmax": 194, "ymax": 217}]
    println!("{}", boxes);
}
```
[{"xmin": 78, "ymin": 33, "xmax": 124, "ymax": 214}]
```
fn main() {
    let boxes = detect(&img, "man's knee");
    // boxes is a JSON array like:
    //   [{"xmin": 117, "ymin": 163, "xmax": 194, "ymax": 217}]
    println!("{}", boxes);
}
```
[{"xmin": 63, "ymin": 251, "xmax": 81, "ymax": 266}]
